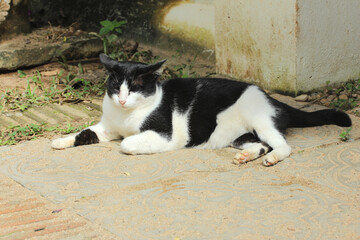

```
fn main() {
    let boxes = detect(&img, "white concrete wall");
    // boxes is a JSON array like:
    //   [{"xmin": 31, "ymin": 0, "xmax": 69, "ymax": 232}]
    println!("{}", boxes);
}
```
[
  {"xmin": 215, "ymin": 0, "xmax": 298, "ymax": 92},
  {"xmin": 215, "ymin": 0, "xmax": 360, "ymax": 93},
  {"xmin": 296, "ymin": 0, "xmax": 360, "ymax": 91}
]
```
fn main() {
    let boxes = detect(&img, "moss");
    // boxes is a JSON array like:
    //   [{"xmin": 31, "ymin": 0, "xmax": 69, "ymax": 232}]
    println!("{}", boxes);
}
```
[
  {"xmin": 160, "ymin": 21, "xmax": 214, "ymax": 49},
  {"xmin": 268, "ymin": 70, "xmax": 297, "ymax": 95}
]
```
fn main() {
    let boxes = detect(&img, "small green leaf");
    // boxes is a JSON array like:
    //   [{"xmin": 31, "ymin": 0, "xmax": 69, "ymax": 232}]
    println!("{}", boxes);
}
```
[
  {"xmin": 107, "ymin": 34, "xmax": 118, "ymax": 43},
  {"xmin": 78, "ymin": 63, "xmax": 84, "ymax": 74},
  {"xmin": 100, "ymin": 20, "xmax": 113, "ymax": 28},
  {"xmin": 18, "ymin": 70, "xmax": 26, "ymax": 78},
  {"xmin": 99, "ymin": 27, "xmax": 111, "ymax": 36},
  {"xmin": 114, "ymin": 20, "xmax": 127, "ymax": 27}
]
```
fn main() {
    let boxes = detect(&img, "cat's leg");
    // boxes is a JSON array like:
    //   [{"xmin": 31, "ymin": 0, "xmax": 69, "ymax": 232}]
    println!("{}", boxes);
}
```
[
  {"xmin": 253, "ymin": 126, "xmax": 292, "ymax": 167},
  {"xmin": 120, "ymin": 130, "xmax": 172, "ymax": 155},
  {"xmin": 51, "ymin": 122, "xmax": 119, "ymax": 149},
  {"xmin": 231, "ymin": 133, "xmax": 272, "ymax": 164}
]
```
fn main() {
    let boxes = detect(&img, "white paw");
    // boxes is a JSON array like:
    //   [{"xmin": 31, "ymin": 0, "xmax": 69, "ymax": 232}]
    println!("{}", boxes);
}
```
[
  {"xmin": 262, "ymin": 153, "xmax": 280, "ymax": 167},
  {"xmin": 233, "ymin": 151, "xmax": 253, "ymax": 164},
  {"xmin": 51, "ymin": 135, "xmax": 75, "ymax": 150},
  {"xmin": 120, "ymin": 138, "xmax": 139, "ymax": 155}
]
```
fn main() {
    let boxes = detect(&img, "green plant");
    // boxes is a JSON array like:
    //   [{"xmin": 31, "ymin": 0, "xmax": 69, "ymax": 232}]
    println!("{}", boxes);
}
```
[
  {"xmin": 330, "ymin": 98, "xmax": 358, "ymax": 110},
  {"xmin": 339, "ymin": 127, "xmax": 352, "ymax": 141},
  {"xmin": 58, "ymin": 122, "xmax": 94, "ymax": 134},
  {"xmin": 98, "ymin": 19, "xmax": 127, "ymax": 56},
  {"xmin": 1, "ymin": 64, "xmax": 106, "ymax": 112},
  {"xmin": 0, "ymin": 123, "xmax": 46, "ymax": 146},
  {"xmin": 326, "ymin": 79, "xmax": 359, "ymax": 111},
  {"xmin": 163, "ymin": 55, "xmax": 199, "ymax": 79},
  {"xmin": 17, "ymin": 70, "xmax": 26, "ymax": 78},
  {"xmin": 0, "ymin": 122, "xmax": 94, "ymax": 146}
]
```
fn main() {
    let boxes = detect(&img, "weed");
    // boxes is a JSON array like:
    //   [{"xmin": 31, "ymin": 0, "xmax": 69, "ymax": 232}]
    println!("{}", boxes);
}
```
[
  {"xmin": 58, "ymin": 122, "xmax": 94, "ymax": 134},
  {"xmin": 324, "ymin": 79, "xmax": 360, "ymax": 111},
  {"xmin": 330, "ymin": 98, "xmax": 358, "ymax": 110},
  {"xmin": 0, "ymin": 123, "xmax": 47, "ymax": 146},
  {"xmin": 163, "ymin": 55, "xmax": 199, "ymax": 79},
  {"xmin": 98, "ymin": 19, "xmax": 127, "ymax": 57},
  {"xmin": 0, "ymin": 122, "xmax": 94, "ymax": 146},
  {"xmin": 339, "ymin": 127, "xmax": 352, "ymax": 141},
  {"xmin": 17, "ymin": 70, "xmax": 26, "ymax": 78},
  {"xmin": 0, "ymin": 64, "xmax": 106, "ymax": 112}
]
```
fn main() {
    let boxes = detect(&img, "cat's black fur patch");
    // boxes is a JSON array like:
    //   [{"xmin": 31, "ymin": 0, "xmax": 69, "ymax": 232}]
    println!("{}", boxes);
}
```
[
  {"xmin": 186, "ymin": 78, "xmax": 250, "ymax": 146},
  {"xmin": 268, "ymin": 97, "xmax": 352, "ymax": 129},
  {"xmin": 74, "ymin": 129, "xmax": 99, "ymax": 146},
  {"xmin": 232, "ymin": 133, "xmax": 259, "ymax": 147}
]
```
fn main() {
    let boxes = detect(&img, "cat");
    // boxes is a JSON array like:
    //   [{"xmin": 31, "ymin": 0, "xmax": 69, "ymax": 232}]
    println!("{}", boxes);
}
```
[{"xmin": 51, "ymin": 53, "xmax": 352, "ymax": 166}]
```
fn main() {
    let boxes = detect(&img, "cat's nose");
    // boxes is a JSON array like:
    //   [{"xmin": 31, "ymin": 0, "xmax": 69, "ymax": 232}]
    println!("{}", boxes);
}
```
[{"xmin": 119, "ymin": 100, "xmax": 126, "ymax": 106}]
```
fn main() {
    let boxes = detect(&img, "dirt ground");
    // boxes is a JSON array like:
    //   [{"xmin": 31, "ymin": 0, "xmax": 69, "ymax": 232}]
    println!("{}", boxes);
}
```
[{"xmin": 0, "ymin": 37, "xmax": 216, "ymax": 92}]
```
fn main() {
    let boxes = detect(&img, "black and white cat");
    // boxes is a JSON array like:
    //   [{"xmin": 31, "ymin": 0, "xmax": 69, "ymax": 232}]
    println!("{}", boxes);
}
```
[{"xmin": 51, "ymin": 54, "xmax": 352, "ymax": 166}]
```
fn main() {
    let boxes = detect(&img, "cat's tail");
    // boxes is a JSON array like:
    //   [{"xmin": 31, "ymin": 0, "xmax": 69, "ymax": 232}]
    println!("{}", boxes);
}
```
[{"xmin": 282, "ymin": 104, "xmax": 352, "ymax": 128}]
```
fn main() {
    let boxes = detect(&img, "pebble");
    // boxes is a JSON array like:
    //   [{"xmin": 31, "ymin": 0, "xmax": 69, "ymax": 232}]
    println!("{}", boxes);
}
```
[
  {"xmin": 294, "ymin": 94, "xmax": 309, "ymax": 102},
  {"xmin": 320, "ymin": 99, "xmax": 331, "ymax": 105},
  {"xmin": 327, "ymin": 95, "xmax": 336, "ymax": 101},
  {"xmin": 339, "ymin": 94, "xmax": 348, "ymax": 100}
]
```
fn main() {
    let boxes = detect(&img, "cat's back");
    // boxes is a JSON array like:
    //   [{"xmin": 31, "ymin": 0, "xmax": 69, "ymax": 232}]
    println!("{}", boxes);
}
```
[{"xmin": 161, "ymin": 77, "xmax": 251, "ymax": 110}]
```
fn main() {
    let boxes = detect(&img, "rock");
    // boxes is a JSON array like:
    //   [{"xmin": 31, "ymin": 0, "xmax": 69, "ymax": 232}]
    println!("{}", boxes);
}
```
[
  {"xmin": 327, "ymin": 95, "xmax": 336, "ymax": 101},
  {"xmin": 0, "ymin": 0, "xmax": 11, "ymax": 22},
  {"xmin": 320, "ymin": 98, "xmax": 331, "ymax": 106},
  {"xmin": 352, "ymin": 107, "xmax": 360, "ymax": 113},
  {"xmin": 343, "ymin": 90, "xmax": 351, "ymax": 97},
  {"xmin": 294, "ymin": 94, "xmax": 309, "ymax": 102},
  {"xmin": 0, "ymin": 0, "xmax": 31, "ymax": 41},
  {"xmin": 0, "ymin": 28, "xmax": 103, "ymax": 71},
  {"xmin": 339, "ymin": 94, "xmax": 348, "ymax": 100}
]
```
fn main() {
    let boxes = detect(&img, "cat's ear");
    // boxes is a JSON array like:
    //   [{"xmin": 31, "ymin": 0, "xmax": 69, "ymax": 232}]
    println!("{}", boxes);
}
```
[
  {"xmin": 99, "ymin": 53, "xmax": 118, "ymax": 70},
  {"xmin": 140, "ymin": 59, "xmax": 167, "ymax": 76}
]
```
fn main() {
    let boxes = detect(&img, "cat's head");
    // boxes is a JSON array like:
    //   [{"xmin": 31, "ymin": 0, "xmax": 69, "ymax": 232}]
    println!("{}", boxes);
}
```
[{"xmin": 99, "ymin": 54, "xmax": 166, "ymax": 109}]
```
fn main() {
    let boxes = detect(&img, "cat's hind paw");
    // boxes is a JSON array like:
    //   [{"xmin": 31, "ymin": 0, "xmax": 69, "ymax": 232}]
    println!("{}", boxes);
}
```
[
  {"xmin": 51, "ymin": 135, "xmax": 75, "ymax": 150},
  {"xmin": 233, "ymin": 151, "xmax": 256, "ymax": 164},
  {"xmin": 262, "ymin": 153, "xmax": 280, "ymax": 167}
]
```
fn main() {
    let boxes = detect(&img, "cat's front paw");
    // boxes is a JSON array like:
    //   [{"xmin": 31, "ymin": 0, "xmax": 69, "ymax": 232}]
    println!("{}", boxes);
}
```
[
  {"xmin": 120, "ymin": 138, "xmax": 138, "ymax": 155},
  {"xmin": 51, "ymin": 135, "xmax": 75, "ymax": 150}
]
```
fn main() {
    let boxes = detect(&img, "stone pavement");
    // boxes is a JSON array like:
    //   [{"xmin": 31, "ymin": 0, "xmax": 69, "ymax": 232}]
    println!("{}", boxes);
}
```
[
  {"xmin": 0, "ymin": 96, "xmax": 359, "ymax": 240},
  {"xmin": 0, "ymin": 174, "xmax": 116, "ymax": 239}
]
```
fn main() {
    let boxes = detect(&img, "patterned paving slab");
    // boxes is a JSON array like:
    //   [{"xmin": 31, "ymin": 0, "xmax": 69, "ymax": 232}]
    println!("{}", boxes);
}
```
[
  {"xmin": 0, "ymin": 131, "xmax": 359, "ymax": 239},
  {"xmin": 0, "ymin": 99, "xmax": 103, "ymax": 130},
  {"xmin": 0, "ymin": 173, "xmax": 116, "ymax": 239}
]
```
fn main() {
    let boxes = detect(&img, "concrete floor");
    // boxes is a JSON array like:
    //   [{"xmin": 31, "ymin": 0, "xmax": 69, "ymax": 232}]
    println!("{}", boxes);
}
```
[{"xmin": 0, "ymin": 96, "xmax": 359, "ymax": 239}]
